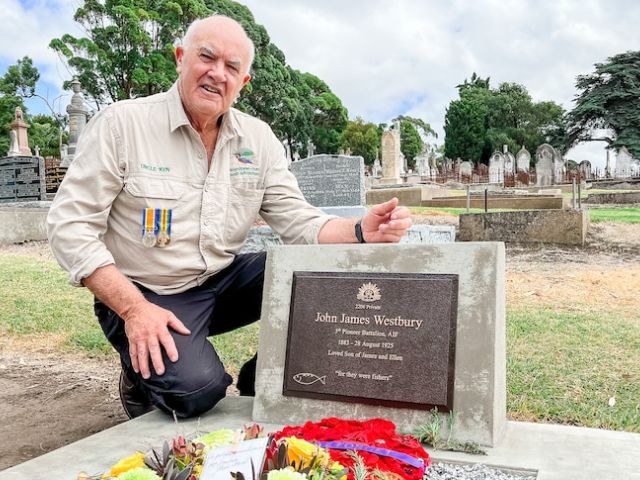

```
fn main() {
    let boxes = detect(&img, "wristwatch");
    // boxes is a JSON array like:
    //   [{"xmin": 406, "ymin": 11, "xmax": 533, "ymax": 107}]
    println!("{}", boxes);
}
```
[{"xmin": 355, "ymin": 218, "xmax": 366, "ymax": 243}]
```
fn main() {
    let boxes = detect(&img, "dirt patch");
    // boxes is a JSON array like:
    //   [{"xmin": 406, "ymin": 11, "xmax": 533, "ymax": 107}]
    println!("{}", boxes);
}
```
[
  {"xmin": 1, "ymin": 220, "xmax": 639, "ymax": 471},
  {"xmin": 0, "ymin": 336, "xmax": 126, "ymax": 470}
]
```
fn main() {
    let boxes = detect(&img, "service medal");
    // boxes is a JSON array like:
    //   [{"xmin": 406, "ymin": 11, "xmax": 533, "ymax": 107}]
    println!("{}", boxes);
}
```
[
  {"xmin": 156, "ymin": 208, "xmax": 172, "ymax": 248},
  {"xmin": 142, "ymin": 229, "xmax": 157, "ymax": 248}
]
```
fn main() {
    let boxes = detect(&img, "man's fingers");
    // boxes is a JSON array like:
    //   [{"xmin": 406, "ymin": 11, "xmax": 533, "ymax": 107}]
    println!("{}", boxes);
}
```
[
  {"xmin": 368, "ymin": 197, "xmax": 399, "ymax": 216},
  {"xmin": 167, "ymin": 315, "xmax": 191, "ymax": 335},
  {"xmin": 148, "ymin": 340, "xmax": 165, "ymax": 376},
  {"xmin": 137, "ymin": 343, "xmax": 151, "ymax": 379},
  {"xmin": 129, "ymin": 344, "xmax": 140, "ymax": 373},
  {"xmin": 159, "ymin": 329, "xmax": 180, "ymax": 363}
]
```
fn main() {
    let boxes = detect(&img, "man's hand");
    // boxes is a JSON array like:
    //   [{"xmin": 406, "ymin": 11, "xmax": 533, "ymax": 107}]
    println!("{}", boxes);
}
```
[
  {"xmin": 82, "ymin": 264, "xmax": 191, "ymax": 380},
  {"xmin": 123, "ymin": 300, "xmax": 191, "ymax": 379},
  {"xmin": 360, "ymin": 197, "xmax": 412, "ymax": 243}
]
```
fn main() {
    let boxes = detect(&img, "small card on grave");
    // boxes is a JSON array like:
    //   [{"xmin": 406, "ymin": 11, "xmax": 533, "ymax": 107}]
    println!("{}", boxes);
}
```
[
  {"xmin": 283, "ymin": 272, "xmax": 458, "ymax": 411},
  {"xmin": 200, "ymin": 437, "xmax": 269, "ymax": 480}
]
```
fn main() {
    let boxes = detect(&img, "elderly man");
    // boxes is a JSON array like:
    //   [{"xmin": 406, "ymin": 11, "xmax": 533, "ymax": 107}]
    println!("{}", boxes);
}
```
[{"xmin": 47, "ymin": 15, "xmax": 412, "ymax": 419}]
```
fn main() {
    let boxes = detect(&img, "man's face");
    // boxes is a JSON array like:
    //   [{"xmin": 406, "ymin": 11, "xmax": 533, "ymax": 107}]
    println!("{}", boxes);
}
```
[{"xmin": 176, "ymin": 20, "xmax": 251, "ymax": 123}]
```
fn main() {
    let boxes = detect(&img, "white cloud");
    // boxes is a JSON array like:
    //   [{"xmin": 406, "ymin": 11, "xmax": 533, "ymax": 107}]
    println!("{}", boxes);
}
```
[
  {"xmin": 241, "ymin": 0, "xmax": 640, "ymax": 168},
  {"xmin": 0, "ymin": 0, "xmax": 80, "ymax": 110}
]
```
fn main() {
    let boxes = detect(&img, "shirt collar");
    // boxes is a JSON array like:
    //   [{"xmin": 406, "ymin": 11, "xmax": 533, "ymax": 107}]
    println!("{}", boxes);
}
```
[{"xmin": 167, "ymin": 82, "xmax": 244, "ymax": 139}]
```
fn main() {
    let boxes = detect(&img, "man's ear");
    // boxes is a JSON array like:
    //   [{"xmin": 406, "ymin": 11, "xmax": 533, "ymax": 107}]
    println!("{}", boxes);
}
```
[
  {"xmin": 175, "ymin": 45, "xmax": 184, "ymax": 74},
  {"xmin": 242, "ymin": 73, "xmax": 251, "ymax": 87}
]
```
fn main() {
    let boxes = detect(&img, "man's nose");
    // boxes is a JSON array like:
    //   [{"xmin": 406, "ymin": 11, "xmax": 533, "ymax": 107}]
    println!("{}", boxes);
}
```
[{"xmin": 207, "ymin": 61, "xmax": 225, "ymax": 82}]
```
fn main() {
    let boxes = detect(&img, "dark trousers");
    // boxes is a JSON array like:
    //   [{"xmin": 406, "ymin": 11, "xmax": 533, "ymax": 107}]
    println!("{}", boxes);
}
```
[{"xmin": 95, "ymin": 252, "xmax": 265, "ymax": 418}]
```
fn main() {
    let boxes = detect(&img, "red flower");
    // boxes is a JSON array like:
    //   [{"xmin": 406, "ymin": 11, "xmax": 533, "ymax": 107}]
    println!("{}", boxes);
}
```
[{"xmin": 273, "ymin": 418, "xmax": 430, "ymax": 480}]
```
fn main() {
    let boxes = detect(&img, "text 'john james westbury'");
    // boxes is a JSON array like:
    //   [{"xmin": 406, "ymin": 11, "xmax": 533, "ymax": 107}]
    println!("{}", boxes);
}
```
[{"xmin": 315, "ymin": 312, "xmax": 423, "ymax": 330}]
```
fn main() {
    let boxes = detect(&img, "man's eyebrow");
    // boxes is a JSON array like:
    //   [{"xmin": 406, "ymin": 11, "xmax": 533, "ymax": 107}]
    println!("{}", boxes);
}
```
[
  {"xmin": 198, "ymin": 46, "xmax": 216, "ymax": 56},
  {"xmin": 227, "ymin": 59, "xmax": 242, "ymax": 69}
]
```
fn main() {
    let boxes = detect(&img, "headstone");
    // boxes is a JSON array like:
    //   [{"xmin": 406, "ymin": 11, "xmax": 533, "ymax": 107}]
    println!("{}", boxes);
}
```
[
  {"xmin": 553, "ymin": 149, "xmax": 565, "ymax": 184},
  {"xmin": 0, "ymin": 156, "xmax": 47, "ymax": 203},
  {"xmin": 372, "ymin": 157, "xmax": 382, "ymax": 177},
  {"xmin": 615, "ymin": 146, "xmax": 633, "ymax": 178},
  {"xmin": 380, "ymin": 124, "xmax": 402, "ymax": 184},
  {"xmin": 254, "ymin": 243, "xmax": 507, "ymax": 447},
  {"xmin": 535, "ymin": 144, "xmax": 555, "ymax": 186},
  {"xmin": 416, "ymin": 153, "xmax": 428, "ymax": 177},
  {"xmin": 605, "ymin": 149, "xmax": 611, "ymax": 178},
  {"xmin": 459, "ymin": 161, "xmax": 473, "ymax": 180},
  {"xmin": 578, "ymin": 160, "xmax": 592, "ymax": 180},
  {"xmin": 489, "ymin": 151, "xmax": 504, "ymax": 183},
  {"xmin": 8, "ymin": 107, "xmax": 32, "ymax": 157},
  {"xmin": 61, "ymin": 78, "xmax": 89, "ymax": 167},
  {"xmin": 290, "ymin": 154, "xmax": 366, "ymax": 212},
  {"xmin": 307, "ymin": 139, "xmax": 316, "ymax": 157},
  {"xmin": 515, "ymin": 146, "xmax": 531, "ymax": 173},
  {"xmin": 7, "ymin": 131, "xmax": 19, "ymax": 157},
  {"xmin": 502, "ymin": 145, "xmax": 515, "ymax": 177}
]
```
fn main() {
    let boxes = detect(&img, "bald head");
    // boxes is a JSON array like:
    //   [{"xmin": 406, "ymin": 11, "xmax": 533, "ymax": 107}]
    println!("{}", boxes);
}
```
[{"xmin": 182, "ymin": 15, "xmax": 255, "ymax": 75}]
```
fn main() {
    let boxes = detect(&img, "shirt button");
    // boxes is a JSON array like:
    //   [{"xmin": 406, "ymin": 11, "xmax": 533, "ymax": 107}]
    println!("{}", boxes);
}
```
[{"xmin": 197, "ymin": 151, "xmax": 204, "ymax": 159}]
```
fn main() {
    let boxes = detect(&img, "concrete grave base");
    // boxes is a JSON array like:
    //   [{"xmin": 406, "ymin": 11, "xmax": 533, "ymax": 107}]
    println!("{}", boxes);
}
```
[
  {"xmin": 458, "ymin": 209, "xmax": 589, "ymax": 245},
  {"xmin": 253, "ymin": 243, "xmax": 506, "ymax": 447},
  {"xmin": 2, "ymin": 398, "xmax": 639, "ymax": 480}
]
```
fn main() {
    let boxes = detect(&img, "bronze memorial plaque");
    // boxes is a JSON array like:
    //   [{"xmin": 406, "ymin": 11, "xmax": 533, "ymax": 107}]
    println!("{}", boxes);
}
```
[{"xmin": 283, "ymin": 271, "xmax": 458, "ymax": 410}]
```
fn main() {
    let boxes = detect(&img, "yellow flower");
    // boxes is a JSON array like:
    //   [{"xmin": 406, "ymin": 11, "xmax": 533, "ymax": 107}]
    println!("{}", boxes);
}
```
[
  {"xmin": 285, "ymin": 437, "xmax": 328, "ymax": 469},
  {"xmin": 107, "ymin": 452, "xmax": 146, "ymax": 477},
  {"xmin": 329, "ymin": 461, "xmax": 348, "ymax": 480}
]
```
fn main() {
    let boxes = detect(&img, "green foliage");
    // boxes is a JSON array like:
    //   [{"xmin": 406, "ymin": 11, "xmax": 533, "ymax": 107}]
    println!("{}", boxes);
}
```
[
  {"xmin": 29, "ymin": 114, "xmax": 67, "ymax": 157},
  {"xmin": 0, "ymin": 56, "xmax": 41, "ymax": 155},
  {"xmin": 398, "ymin": 120, "xmax": 421, "ymax": 167},
  {"xmin": 0, "ymin": 94, "xmax": 24, "ymax": 156},
  {"xmin": 339, "ymin": 117, "xmax": 380, "ymax": 165},
  {"xmin": 0, "ymin": 56, "xmax": 39, "ymax": 97},
  {"xmin": 50, "ymin": 0, "xmax": 347, "ymax": 155},
  {"xmin": 567, "ymin": 50, "xmax": 640, "ymax": 158},
  {"xmin": 50, "ymin": 0, "xmax": 209, "ymax": 106},
  {"xmin": 444, "ymin": 73, "xmax": 566, "ymax": 164}
]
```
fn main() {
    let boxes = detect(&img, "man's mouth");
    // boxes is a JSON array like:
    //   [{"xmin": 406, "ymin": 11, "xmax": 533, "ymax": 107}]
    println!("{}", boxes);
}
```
[{"xmin": 202, "ymin": 85, "xmax": 221, "ymax": 95}]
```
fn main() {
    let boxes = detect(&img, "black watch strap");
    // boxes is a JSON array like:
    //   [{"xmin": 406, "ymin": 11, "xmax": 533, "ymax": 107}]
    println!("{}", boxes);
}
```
[{"xmin": 355, "ymin": 218, "xmax": 366, "ymax": 243}]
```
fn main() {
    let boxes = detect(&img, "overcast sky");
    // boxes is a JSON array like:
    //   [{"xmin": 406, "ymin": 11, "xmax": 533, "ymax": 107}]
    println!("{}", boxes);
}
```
[{"xmin": 2, "ymin": 0, "xmax": 640, "ymax": 168}]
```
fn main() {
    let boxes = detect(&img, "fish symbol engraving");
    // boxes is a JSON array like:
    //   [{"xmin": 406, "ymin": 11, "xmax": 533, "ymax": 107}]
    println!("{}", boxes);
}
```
[{"xmin": 293, "ymin": 372, "xmax": 327, "ymax": 386}]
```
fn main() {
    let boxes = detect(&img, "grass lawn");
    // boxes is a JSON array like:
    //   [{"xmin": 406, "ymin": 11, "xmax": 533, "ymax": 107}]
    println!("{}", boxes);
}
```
[
  {"xmin": 410, "ymin": 205, "xmax": 640, "ymax": 224},
  {"xmin": 588, "ymin": 208, "xmax": 640, "ymax": 224},
  {"xmin": 1, "ymin": 254, "xmax": 638, "ymax": 432}
]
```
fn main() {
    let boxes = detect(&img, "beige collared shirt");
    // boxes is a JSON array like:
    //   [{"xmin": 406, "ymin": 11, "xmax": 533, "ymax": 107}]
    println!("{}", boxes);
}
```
[{"xmin": 47, "ymin": 83, "xmax": 332, "ymax": 294}]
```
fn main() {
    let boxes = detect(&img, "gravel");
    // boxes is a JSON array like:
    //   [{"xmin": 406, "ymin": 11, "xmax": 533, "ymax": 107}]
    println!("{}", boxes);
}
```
[{"xmin": 425, "ymin": 462, "xmax": 537, "ymax": 480}]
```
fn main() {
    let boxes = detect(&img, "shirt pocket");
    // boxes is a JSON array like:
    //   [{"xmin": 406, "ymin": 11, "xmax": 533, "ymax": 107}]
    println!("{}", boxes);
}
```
[
  {"xmin": 123, "ymin": 176, "xmax": 185, "ymax": 204},
  {"xmin": 224, "ymin": 186, "xmax": 265, "ymax": 248}
]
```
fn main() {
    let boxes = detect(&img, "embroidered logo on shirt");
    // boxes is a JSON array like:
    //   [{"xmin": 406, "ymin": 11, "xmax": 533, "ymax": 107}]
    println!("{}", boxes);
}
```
[{"xmin": 234, "ymin": 148, "xmax": 255, "ymax": 165}]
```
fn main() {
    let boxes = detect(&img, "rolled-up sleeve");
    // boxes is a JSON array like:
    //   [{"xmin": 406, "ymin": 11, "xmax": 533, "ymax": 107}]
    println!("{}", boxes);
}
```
[
  {"xmin": 259, "ymin": 135, "xmax": 335, "ymax": 244},
  {"xmin": 47, "ymin": 109, "xmax": 124, "ymax": 286}
]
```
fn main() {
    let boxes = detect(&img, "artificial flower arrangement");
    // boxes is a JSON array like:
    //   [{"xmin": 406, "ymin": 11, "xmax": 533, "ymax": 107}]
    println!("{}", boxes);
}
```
[{"xmin": 78, "ymin": 418, "xmax": 430, "ymax": 480}]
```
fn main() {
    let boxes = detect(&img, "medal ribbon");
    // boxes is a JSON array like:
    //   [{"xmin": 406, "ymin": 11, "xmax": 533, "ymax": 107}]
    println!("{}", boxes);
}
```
[
  {"xmin": 142, "ymin": 208, "xmax": 157, "ymax": 236},
  {"xmin": 159, "ymin": 208, "xmax": 172, "ymax": 236}
]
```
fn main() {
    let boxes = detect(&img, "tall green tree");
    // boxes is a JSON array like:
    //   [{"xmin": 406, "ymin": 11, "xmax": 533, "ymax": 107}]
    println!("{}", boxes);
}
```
[
  {"xmin": 567, "ymin": 50, "xmax": 640, "ymax": 158},
  {"xmin": 29, "ymin": 114, "xmax": 67, "ymax": 157},
  {"xmin": 392, "ymin": 115, "xmax": 437, "ymax": 168},
  {"xmin": 0, "ymin": 57, "xmax": 40, "ymax": 155},
  {"xmin": 444, "ymin": 74, "xmax": 565, "ymax": 164},
  {"xmin": 444, "ymin": 79, "xmax": 490, "ymax": 163},
  {"xmin": 50, "ymin": 0, "xmax": 209, "ymax": 106},
  {"xmin": 50, "ymin": 0, "xmax": 348, "ymax": 157},
  {"xmin": 340, "ymin": 117, "xmax": 380, "ymax": 165}
]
